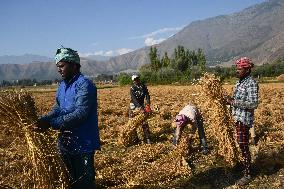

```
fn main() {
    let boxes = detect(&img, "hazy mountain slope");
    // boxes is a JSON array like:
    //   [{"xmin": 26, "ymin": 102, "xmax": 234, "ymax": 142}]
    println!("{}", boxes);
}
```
[
  {"xmin": 0, "ymin": 54, "xmax": 52, "ymax": 64},
  {"xmin": 0, "ymin": 60, "xmax": 108, "ymax": 81},
  {"xmin": 1, "ymin": 0, "xmax": 284, "ymax": 81},
  {"xmin": 106, "ymin": 0, "xmax": 284, "ymax": 68}
]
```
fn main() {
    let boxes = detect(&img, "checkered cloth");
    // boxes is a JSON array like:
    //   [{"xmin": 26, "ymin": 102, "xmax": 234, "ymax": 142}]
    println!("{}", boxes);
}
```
[
  {"xmin": 232, "ymin": 76, "xmax": 259, "ymax": 126},
  {"xmin": 235, "ymin": 121, "xmax": 251, "ymax": 176},
  {"xmin": 235, "ymin": 121, "xmax": 250, "ymax": 145}
]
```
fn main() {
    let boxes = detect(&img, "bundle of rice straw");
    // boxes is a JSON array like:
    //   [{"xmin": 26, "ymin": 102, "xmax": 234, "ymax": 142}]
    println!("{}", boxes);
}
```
[
  {"xmin": 118, "ymin": 111, "xmax": 148, "ymax": 147},
  {"xmin": 97, "ymin": 135, "xmax": 193, "ymax": 187},
  {"xmin": 127, "ymin": 135, "xmax": 194, "ymax": 186},
  {"xmin": 196, "ymin": 73, "xmax": 242, "ymax": 166},
  {"xmin": 0, "ymin": 90, "xmax": 69, "ymax": 189}
]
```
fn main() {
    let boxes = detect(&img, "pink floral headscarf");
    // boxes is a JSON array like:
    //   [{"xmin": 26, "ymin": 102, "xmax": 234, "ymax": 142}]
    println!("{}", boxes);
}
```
[{"xmin": 174, "ymin": 114, "xmax": 189, "ymax": 128}]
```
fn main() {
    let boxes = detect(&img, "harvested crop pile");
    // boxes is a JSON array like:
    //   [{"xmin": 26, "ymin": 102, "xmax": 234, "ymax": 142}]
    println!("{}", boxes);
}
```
[
  {"xmin": 0, "ymin": 90, "xmax": 69, "ymax": 189},
  {"xmin": 195, "ymin": 73, "xmax": 242, "ymax": 166},
  {"xmin": 118, "ymin": 111, "xmax": 148, "ymax": 147},
  {"xmin": 96, "ymin": 135, "xmax": 193, "ymax": 188},
  {"xmin": 2, "ymin": 83, "xmax": 284, "ymax": 188},
  {"xmin": 277, "ymin": 74, "xmax": 284, "ymax": 81}
]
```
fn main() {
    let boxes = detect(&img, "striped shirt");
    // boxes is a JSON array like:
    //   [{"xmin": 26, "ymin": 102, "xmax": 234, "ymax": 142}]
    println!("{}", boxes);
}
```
[{"xmin": 232, "ymin": 75, "xmax": 259, "ymax": 126}]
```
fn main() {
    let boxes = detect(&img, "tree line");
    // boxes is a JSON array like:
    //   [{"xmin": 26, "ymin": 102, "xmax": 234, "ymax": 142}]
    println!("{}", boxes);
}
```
[
  {"xmin": 118, "ymin": 45, "xmax": 206, "ymax": 85},
  {"xmin": 0, "ymin": 79, "xmax": 57, "ymax": 87},
  {"xmin": 140, "ymin": 46, "xmax": 206, "ymax": 84},
  {"xmin": 118, "ymin": 45, "xmax": 284, "ymax": 85},
  {"xmin": 208, "ymin": 57, "xmax": 284, "ymax": 81}
]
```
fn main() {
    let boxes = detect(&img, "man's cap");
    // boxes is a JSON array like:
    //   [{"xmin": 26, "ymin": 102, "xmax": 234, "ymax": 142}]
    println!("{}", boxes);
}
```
[{"xmin": 132, "ymin": 74, "xmax": 139, "ymax": 81}]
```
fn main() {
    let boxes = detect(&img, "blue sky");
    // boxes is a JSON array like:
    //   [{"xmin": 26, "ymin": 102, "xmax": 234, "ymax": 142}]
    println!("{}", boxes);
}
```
[{"xmin": 0, "ymin": 0, "xmax": 266, "ymax": 57}]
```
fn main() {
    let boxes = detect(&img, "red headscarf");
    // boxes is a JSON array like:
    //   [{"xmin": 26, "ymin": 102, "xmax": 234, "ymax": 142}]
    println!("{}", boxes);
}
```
[{"xmin": 235, "ymin": 57, "xmax": 254, "ymax": 69}]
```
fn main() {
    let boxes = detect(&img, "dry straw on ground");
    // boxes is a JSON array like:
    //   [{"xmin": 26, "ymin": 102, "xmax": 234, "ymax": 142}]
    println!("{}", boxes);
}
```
[
  {"xmin": 277, "ymin": 74, "xmax": 284, "ymax": 81},
  {"xmin": 0, "ymin": 90, "xmax": 69, "ymax": 189},
  {"xmin": 97, "ymin": 135, "xmax": 194, "ymax": 187},
  {"xmin": 113, "ymin": 108, "xmax": 194, "ymax": 186},
  {"xmin": 2, "ymin": 83, "xmax": 284, "ymax": 188}
]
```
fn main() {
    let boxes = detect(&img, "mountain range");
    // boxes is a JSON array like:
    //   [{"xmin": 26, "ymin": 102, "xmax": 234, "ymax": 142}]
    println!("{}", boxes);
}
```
[
  {"xmin": 0, "ymin": 54, "xmax": 52, "ymax": 65},
  {"xmin": 1, "ymin": 0, "xmax": 284, "ymax": 81}
]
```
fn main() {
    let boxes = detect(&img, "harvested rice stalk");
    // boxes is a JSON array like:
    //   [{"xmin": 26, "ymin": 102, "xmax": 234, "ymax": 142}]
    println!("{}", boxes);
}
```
[
  {"xmin": 118, "ymin": 111, "xmax": 148, "ymax": 146},
  {"xmin": 118, "ymin": 107, "xmax": 161, "ymax": 147},
  {"xmin": 127, "ymin": 135, "xmax": 194, "ymax": 186},
  {"xmin": 97, "ymin": 138, "xmax": 193, "ymax": 187},
  {"xmin": 0, "ymin": 90, "xmax": 69, "ymax": 189},
  {"xmin": 196, "ymin": 73, "xmax": 242, "ymax": 166}
]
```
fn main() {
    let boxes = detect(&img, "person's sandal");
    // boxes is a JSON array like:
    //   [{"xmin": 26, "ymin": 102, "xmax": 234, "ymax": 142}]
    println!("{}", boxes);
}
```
[{"xmin": 236, "ymin": 175, "xmax": 252, "ymax": 186}]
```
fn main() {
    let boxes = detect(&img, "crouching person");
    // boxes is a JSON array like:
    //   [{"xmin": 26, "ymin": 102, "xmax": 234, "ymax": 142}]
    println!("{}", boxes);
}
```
[{"xmin": 173, "ymin": 103, "xmax": 209, "ymax": 154}]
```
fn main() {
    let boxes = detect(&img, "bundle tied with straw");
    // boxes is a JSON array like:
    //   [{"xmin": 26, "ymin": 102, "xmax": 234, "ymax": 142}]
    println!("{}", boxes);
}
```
[
  {"xmin": 196, "ymin": 73, "xmax": 242, "ymax": 166},
  {"xmin": 0, "ymin": 90, "xmax": 69, "ymax": 189}
]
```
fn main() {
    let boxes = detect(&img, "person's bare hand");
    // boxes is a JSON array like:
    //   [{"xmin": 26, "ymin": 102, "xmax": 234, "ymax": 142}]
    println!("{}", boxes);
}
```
[{"xmin": 140, "ymin": 107, "xmax": 146, "ymax": 114}]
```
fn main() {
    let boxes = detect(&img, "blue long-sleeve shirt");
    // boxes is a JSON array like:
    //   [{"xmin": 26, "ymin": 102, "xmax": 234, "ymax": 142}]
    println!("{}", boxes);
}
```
[{"xmin": 40, "ymin": 73, "xmax": 101, "ymax": 154}]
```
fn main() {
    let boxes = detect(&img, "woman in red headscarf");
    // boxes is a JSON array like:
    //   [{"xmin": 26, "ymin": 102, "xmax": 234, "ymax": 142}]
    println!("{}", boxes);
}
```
[{"xmin": 226, "ymin": 57, "xmax": 259, "ymax": 186}]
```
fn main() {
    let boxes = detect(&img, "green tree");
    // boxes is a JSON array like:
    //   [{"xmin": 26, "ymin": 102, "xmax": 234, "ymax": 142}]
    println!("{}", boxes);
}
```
[
  {"xmin": 140, "ymin": 64, "xmax": 155, "ymax": 83},
  {"xmin": 197, "ymin": 48, "xmax": 206, "ymax": 72},
  {"xmin": 172, "ymin": 45, "xmax": 189, "ymax": 72},
  {"xmin": 156, "ymin": 67, "xmax": 180, "ymax": 84},
  {"xmin": 117, "ymin": 73, "xmax": 132, "ymax": 85},
  {"xmin": 161, "ymin": 52, "xmax": 171, "ymax": 67},
  {"xmin": 149, "ymin": 46, "xmax": 161, "ymax": 71}
]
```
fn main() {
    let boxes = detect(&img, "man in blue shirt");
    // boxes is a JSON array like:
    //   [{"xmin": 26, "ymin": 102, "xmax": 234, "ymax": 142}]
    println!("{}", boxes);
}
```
[
  {"xmin": 36, "ymin": 47, "xmax": 100, "ymax": 189},
  {"xmin": 226, "ymin": 57, "xmax": 259, "ymax": 186}
]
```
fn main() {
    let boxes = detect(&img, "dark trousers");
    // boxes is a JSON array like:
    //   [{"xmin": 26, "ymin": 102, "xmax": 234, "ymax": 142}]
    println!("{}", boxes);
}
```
[
  {"xmin": 194, "ymin": 116, "xmax": 206, "ymax": 142},
  {"xmin": 61, "ymin": 152, "xmax": 95, "ymax": 189}
]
